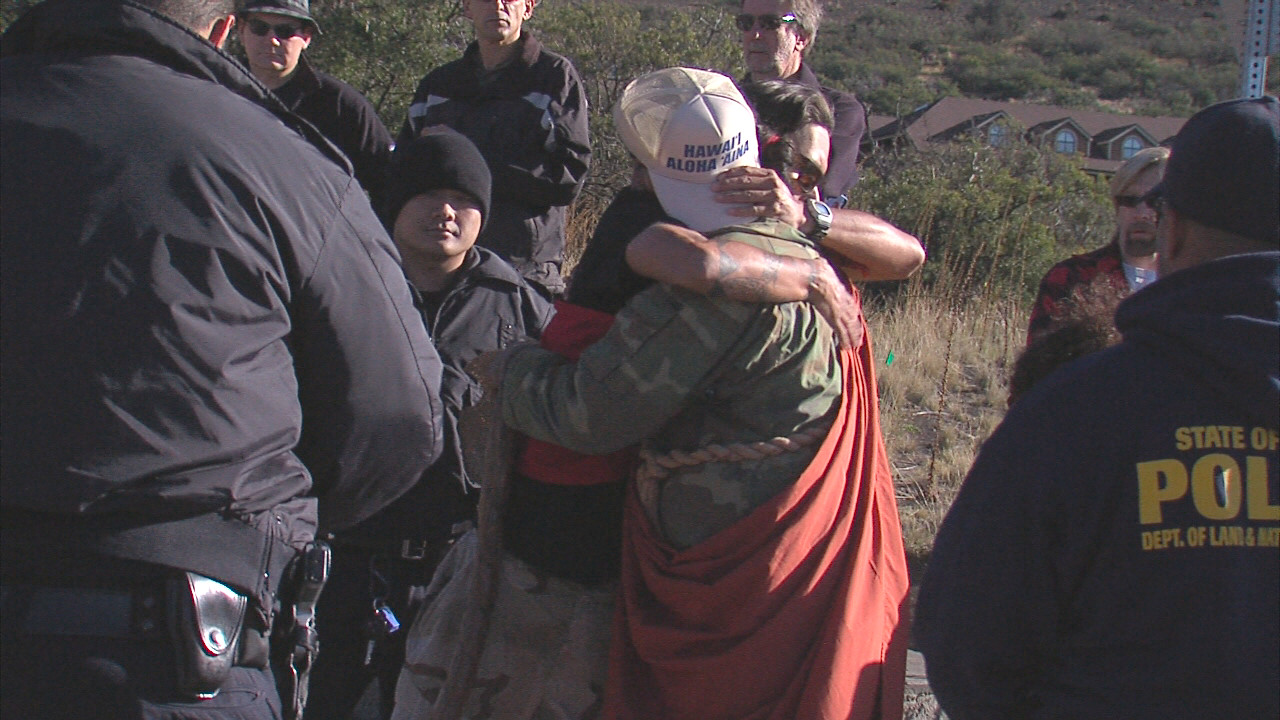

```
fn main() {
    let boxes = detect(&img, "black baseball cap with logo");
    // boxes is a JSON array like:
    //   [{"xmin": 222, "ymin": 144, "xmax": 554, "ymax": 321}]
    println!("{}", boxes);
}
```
[{"xmin": 237, "ymin": 0, "xmax": 320, "ymax": 33}]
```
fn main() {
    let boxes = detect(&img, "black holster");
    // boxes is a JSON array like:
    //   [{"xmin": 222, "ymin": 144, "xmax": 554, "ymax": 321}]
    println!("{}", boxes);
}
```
[
  {"xmin": 272, "ymin": 540, "xmax": 330, "ymax": 720},
  {"xmin": 165, "ymin": 571, "xmax": 249, "ymax": 700}
]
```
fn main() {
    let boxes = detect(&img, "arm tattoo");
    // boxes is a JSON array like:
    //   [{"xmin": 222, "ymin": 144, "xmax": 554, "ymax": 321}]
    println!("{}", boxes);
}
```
[
  {"xmin": 718, "ymin": 249, "xmax": 783, "ymax": 301},
  {"xmin": 709, "ymin": 244, "xmax": 740, "ymax": 298},
  {"xmin": 705, "ymin": 238, "xmax": 812, "ymax": 303}
]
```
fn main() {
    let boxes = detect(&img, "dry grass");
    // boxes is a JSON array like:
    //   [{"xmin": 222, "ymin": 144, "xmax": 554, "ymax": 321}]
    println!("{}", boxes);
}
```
[{"xmin": 867, "ymin": 282, "xmax": 1027, "ymax": 559}]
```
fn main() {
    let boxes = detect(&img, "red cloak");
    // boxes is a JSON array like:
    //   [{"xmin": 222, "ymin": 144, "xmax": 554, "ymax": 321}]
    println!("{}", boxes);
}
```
[{"xmin": 603, "ymin": 335, "xmax": 910, "ymax": 720}]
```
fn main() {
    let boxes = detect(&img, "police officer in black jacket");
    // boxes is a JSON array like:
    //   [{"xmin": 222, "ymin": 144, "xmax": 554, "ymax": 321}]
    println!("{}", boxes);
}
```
[
  {"xmin": 397, "ymin": 0, "xmax": 592, "ymax": 299},
  {"xmin": 235, "ymin": 0, "xmax": 394, "ymax": 208},
  {"xmin": 0, "ymin": 0, "xmax": 444, "ymax": 717}
]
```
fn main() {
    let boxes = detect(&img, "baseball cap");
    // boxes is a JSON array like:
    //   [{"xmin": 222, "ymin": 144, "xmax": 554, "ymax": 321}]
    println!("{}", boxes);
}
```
[
  {"xmin": 1152, "ymin": 96, "xmax": 1279, "ymax": 245},
  {"xmin": 237, "ymin": 0, "xmax": 320, "ymax": 32},
  {"xmin": 614, "ymin": 67, "xmax": 759, "ymax": 233}
]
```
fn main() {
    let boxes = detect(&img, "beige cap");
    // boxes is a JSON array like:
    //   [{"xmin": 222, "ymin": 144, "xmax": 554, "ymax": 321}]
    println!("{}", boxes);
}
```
[{"xmin": 614, "ymin": 67, "xmax": 760, "ymax": 232}]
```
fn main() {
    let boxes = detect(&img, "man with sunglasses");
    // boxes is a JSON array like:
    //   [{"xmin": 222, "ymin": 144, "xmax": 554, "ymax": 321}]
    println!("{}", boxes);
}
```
[
  {"xmin": 236, "ymin": 0, "xmax": 393, "ymax": 208},
  {"xmin": 917, "ymin": 96, "xmax": 1278, "ymax": 720},
  {"xmin": 738, "ymin": 0, "xmax": 866, "ymax": 203},
  {"xmin": 1026, "ymin": 146, "xmax": 1169, "ymax": 343}
]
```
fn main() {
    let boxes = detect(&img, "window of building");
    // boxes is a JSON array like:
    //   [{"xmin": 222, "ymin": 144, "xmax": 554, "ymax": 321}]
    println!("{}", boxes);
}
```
[
  {"xmin": 1121, "ymin": 136, "xmax": 1144, "ymax": 159},
  {"xmin": 1054, "ymin": 129, "xmax": 1077, "ymax": 154},
  {"xmin": 987, "ymin": 124, "xmax": 1008, "ymax": 147}
]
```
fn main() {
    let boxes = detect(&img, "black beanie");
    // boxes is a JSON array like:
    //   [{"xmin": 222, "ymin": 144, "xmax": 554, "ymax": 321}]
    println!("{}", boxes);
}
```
[
  {"xmin": 384, "ymin": 131, "xmax": 492, "ymax": 231},
  {"xmin": 1156, "ymin": 96, "xmax": 1279, "ymax": 246}
]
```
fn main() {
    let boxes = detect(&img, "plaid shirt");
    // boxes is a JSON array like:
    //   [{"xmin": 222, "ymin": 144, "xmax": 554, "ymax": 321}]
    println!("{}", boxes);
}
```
[{"xmin": 1027, "ymin": 241, "xmax": 1128, "ymax": 344}]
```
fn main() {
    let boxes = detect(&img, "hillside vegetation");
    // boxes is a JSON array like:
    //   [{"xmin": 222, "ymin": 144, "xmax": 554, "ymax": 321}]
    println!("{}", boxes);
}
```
[{"xmin": 808, "ymin": 0, "xmax": 1268, "ymax": 117}]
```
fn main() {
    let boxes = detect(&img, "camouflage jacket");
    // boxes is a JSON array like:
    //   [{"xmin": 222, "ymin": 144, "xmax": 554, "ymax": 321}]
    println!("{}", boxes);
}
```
[{"xmin": 501, "ymin": 220, "xmax": 842, "ymax": 549}]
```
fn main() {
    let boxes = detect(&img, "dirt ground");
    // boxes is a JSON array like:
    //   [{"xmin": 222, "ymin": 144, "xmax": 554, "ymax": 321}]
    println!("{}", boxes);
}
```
[{"xmin": 352, "ymin": 650, "xmax": 946, "ymax": 720}]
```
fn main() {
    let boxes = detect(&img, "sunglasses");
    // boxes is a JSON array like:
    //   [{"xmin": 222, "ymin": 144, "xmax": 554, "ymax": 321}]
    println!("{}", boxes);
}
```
[
  {"xmin": 787, "ymin": 157, "xmax": 825, "ymax": 195},
  {"xmin": 734, "ymin": 13, "xmax": 798, "ymax": 32},
  {"xmin": 1141, "ymin": 189, "xmax": 1166, "ymax": 217},
  {"xmin": 246, "ymin": 19, "xmax": 310, "ymax": 39},
  {"xmin": 1114, "ymin": 194, "xmax": 1156, "ymax": 209}
]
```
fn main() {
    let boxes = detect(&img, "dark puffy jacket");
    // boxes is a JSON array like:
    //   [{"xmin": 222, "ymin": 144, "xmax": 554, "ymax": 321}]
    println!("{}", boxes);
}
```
[
  {"xmin": 347, "ymin": 246, "xmax": 553, "ymax": 545},
  {"xmin": 274, "ymin": 55, "xmax": 393, "ymax": 209},
  {"xmin": 397, "ymin": 34, "xmax": 591, "ymax": 297},
  {"xmin": 0, "ymin": 0, "xmax": 443, "ymax": 609}
]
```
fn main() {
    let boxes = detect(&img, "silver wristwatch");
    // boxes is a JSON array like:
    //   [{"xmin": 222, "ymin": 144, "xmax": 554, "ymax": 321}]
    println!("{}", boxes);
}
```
[{"xmin": 803, "ymin": 198, "xmax": 833, "ymax": 242}]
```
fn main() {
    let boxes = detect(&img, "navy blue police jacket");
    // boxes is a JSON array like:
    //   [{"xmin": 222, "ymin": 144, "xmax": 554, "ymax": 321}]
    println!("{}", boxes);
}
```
[{"xmin": 916, "ymin": 251, "xmax": 1280, "ymax": 719}]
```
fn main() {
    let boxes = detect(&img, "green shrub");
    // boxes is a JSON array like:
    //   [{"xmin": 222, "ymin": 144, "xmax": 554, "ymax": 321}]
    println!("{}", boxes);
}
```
[
  {"xmin": 1112, "ymin": 12, "xmax": 1170, "ymax": 40},
  {"xmin": 1024, "ymin": 21, "xmax": 1110, "ymax": 58},
  {"xmin": 945, "ymin": 47, "xmax": 1056, "ymax": 100},
  {"xmin": 304, "ymin": 0, "xmax": 462, "ymax": 128},
  {"xmin": 850, "ymin": 138, "xmax": 1112, "ymax": 303},
  {"xmin": 966, "ymin": 0, "xmax": 1027, "ymax": 43}
]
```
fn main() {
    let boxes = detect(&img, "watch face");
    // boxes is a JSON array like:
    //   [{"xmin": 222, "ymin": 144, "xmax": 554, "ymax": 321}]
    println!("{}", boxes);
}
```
[
  {"xmin": 805, "ymin": 198, "xmax": 832, "ymax": 240},
  {"xmin": 807, "ymin": 198, "xmax": 832, "ymax": 226}
]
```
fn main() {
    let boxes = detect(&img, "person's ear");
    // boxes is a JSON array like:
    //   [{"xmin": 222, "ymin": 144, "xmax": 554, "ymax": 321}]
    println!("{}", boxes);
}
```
[
  {"xmin": 793, "ymin": 29, "xmax": 809, "ymax": 54},
  {"xmin": 206, "ymin": 14, "xmax": 235, "ymax": 48},
  {"xmin": 1162, "ymin": 207, "xmax": 1190, "ymax": 267},
  {"xmin": 523, "ymin": 0, "xmax": 537, "ymax": 19}
]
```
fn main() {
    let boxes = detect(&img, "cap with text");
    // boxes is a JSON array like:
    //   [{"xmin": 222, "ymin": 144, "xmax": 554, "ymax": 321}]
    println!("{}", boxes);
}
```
[{"xmin": 614, "ymin": 67, "xmax": 759, "ymax": 233}]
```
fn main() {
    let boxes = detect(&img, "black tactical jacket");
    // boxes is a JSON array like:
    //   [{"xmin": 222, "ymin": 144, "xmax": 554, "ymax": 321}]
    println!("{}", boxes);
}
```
[
  {"xmin": 274, "ymin": 55, "xmax": 393, "ymax": 209},
  {"xmin": 346, "ymin": 247, "xmax": 552, "ymax": 546},
  {"xmin": 398, "ymin": 34, "xmax": 591, "ymax": 297},
  {"xmin": 1, "ymin": 0, "xmax": 443, "ymax": 608}
]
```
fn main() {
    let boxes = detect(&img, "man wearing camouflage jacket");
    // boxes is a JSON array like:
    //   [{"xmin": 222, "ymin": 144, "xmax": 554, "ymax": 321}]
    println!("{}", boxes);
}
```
[{"xmin": 497, "ymin": 67, "xmax": 909, "ymax": 720}]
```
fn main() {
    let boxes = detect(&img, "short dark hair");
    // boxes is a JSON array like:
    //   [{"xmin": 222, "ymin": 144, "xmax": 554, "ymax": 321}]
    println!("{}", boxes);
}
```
[
  {"xmin": 132, "ymin": 0, "xmax": 235, "ymax": 31},
  {"xmin": 743, "ymin": 79, "xmax": 833, "ymax": 135},
  {"xmin": 742, "ymin": 80, "xmax": 833, "ymax": 177},
  {"xmin": 1008, "ymin": 280, "xmax": 1124, "ymax": 406}
]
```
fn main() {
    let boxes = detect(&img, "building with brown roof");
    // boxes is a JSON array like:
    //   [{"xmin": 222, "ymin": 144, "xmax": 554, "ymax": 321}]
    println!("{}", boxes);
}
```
[{"xmin": 866, "ymin": 96, "xmax": 1188, "ymax": 175}]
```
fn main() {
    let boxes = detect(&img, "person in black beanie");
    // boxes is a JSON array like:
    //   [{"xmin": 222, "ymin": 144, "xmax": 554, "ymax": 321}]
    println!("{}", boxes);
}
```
[
  {"xmin": 304, "ymin": 130, "xmax": 553, "ymax": 720},
  {"xmin": 382, "ymin": 129, "xmax": 493, "ymax": 231}
]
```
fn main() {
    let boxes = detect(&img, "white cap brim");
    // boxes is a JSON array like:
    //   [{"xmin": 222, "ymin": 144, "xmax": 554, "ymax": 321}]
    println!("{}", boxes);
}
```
[
  {"xmin": 648, "ymin": 174, "xmax": 749, "ymax": 233},
  {"xmin": 614, "ymin": 68, "xmax": 760, "ymax": 233}
]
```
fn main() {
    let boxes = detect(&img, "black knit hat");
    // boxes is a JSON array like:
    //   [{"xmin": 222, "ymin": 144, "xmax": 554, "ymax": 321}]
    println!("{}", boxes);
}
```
[
  {"xmin": 385, "ymin": 132, "xmax": 493, "ymax": 231},
  {"xmin": 237, "ymin": 0, "xmax": 320, "ymax": 32},
  {"xmin": 1154, "ymin": 96, "xmax": 1279, "ymax": 245}
]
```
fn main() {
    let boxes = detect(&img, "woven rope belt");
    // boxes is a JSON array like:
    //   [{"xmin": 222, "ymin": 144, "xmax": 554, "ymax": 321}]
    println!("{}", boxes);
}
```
[{"xmin": 634, "ymin": 422, "xmax": 831, "ymax": 515}]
